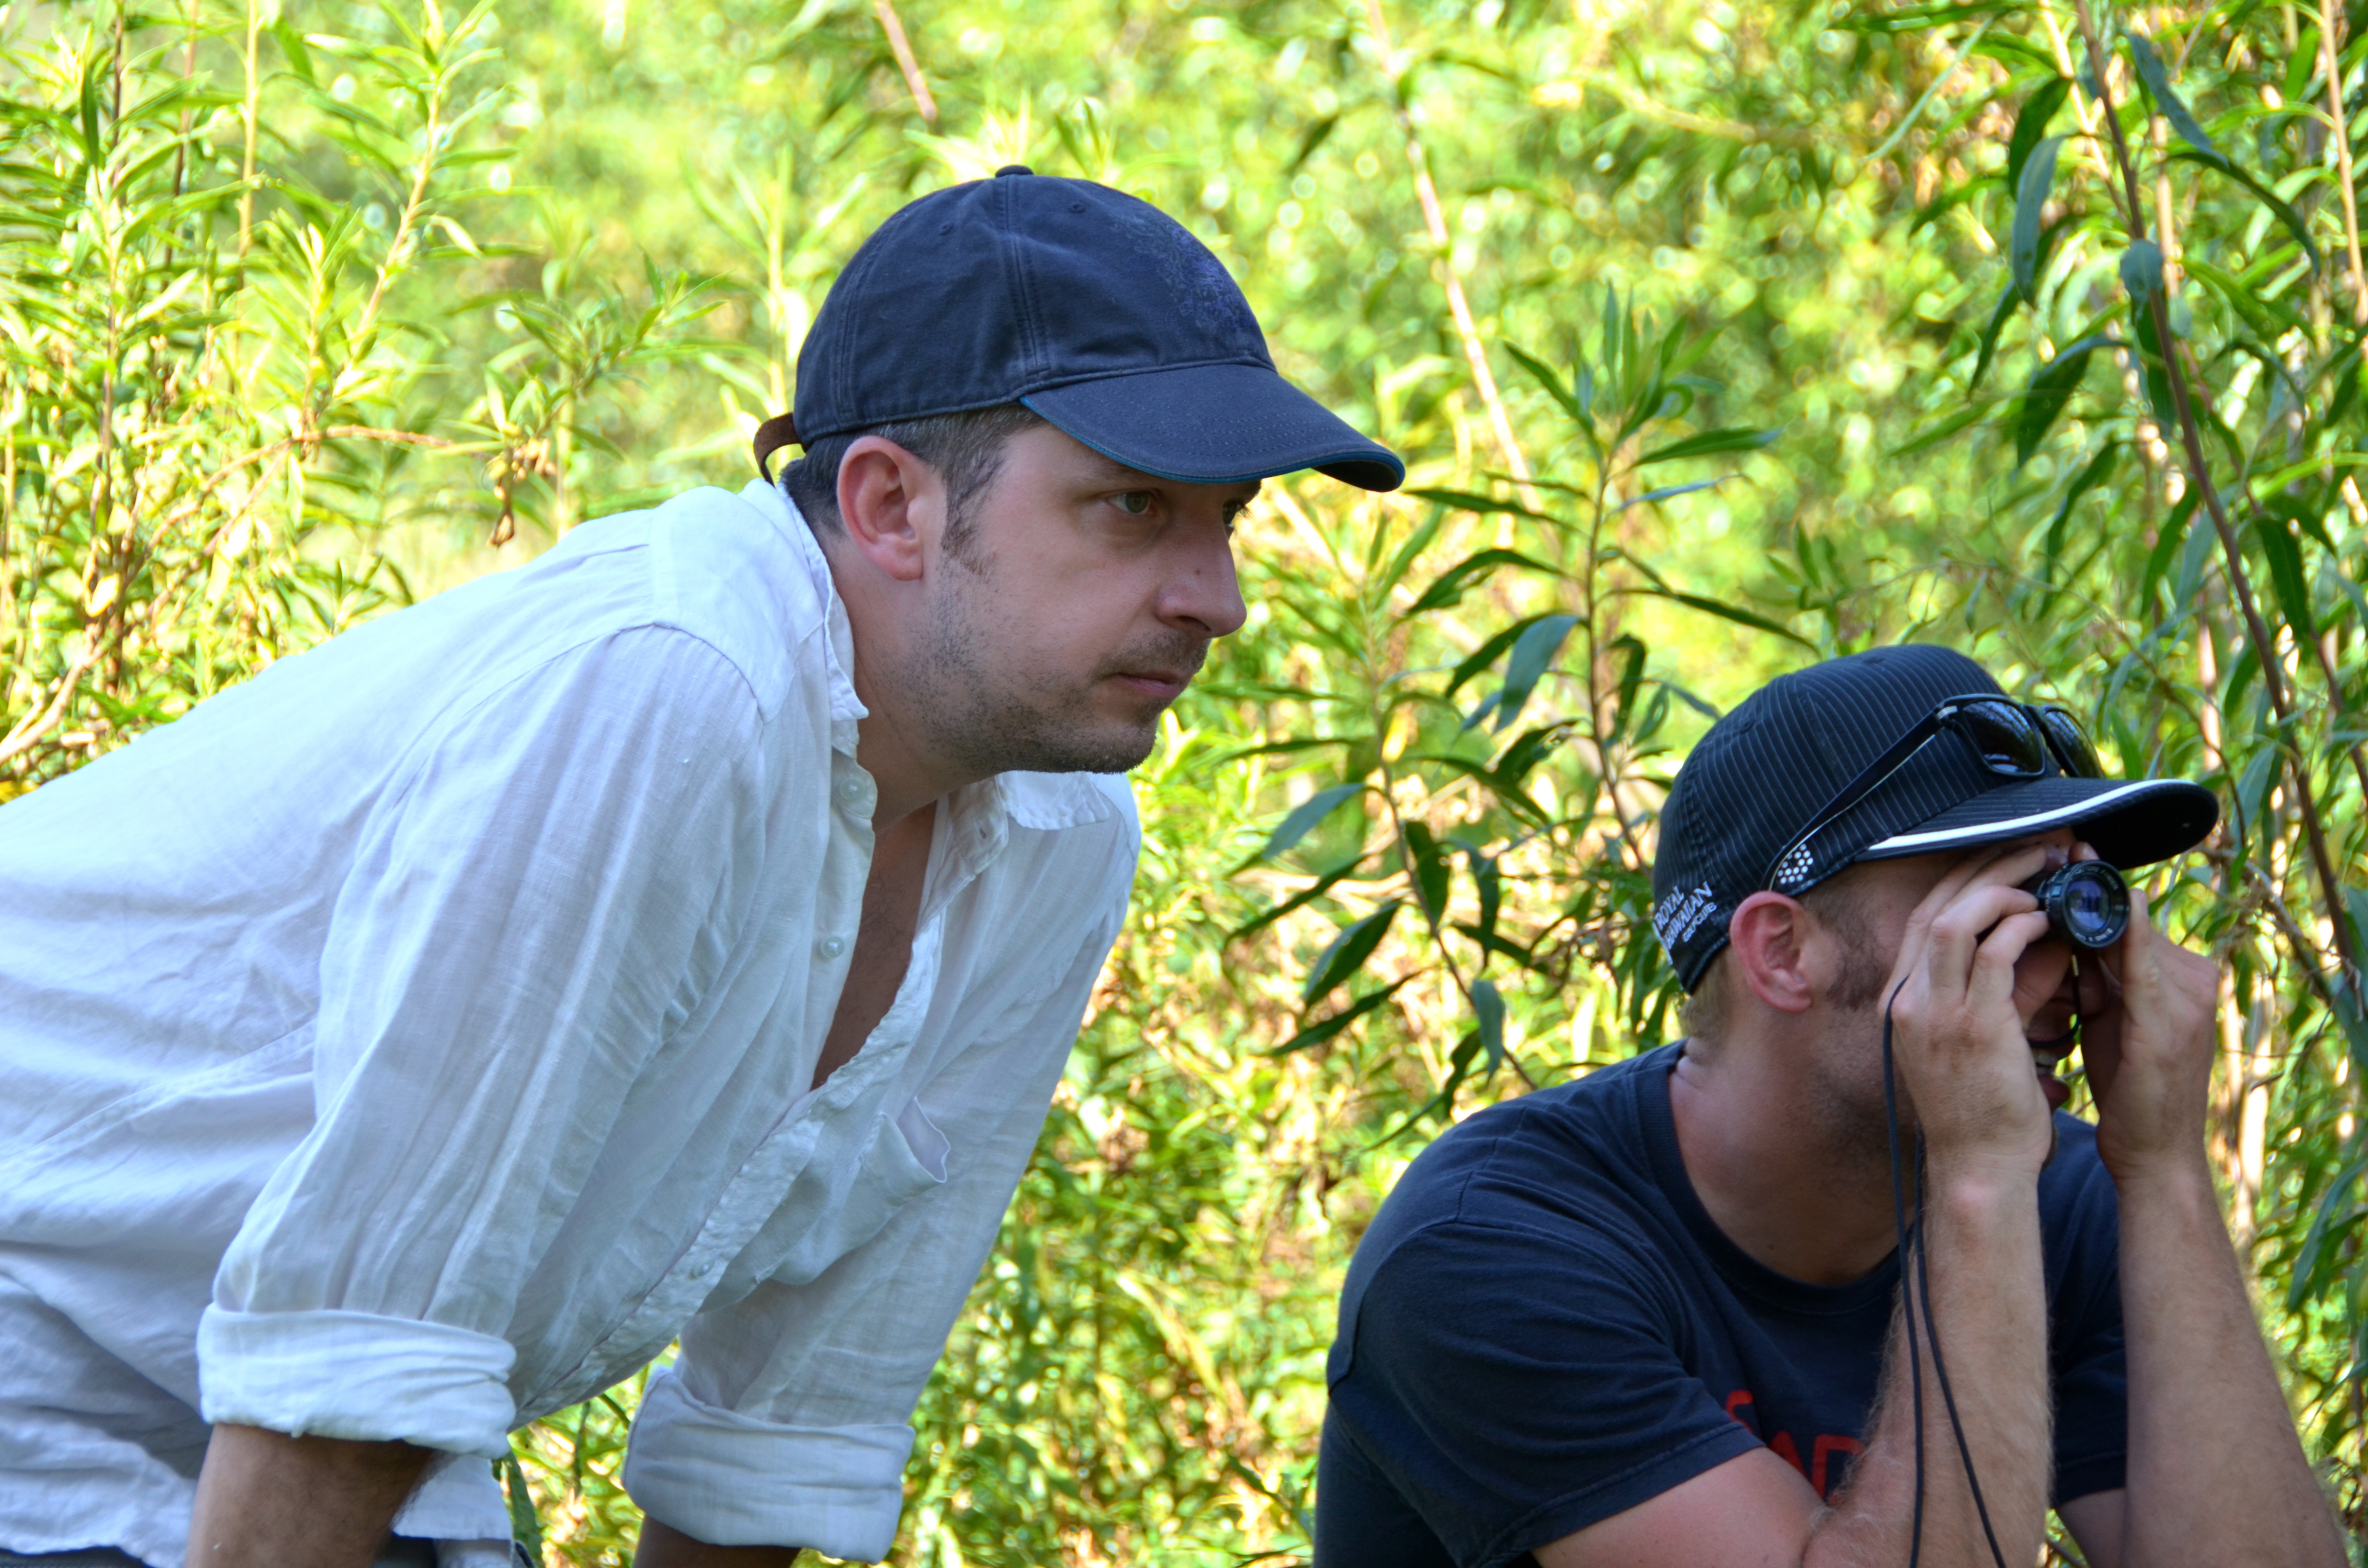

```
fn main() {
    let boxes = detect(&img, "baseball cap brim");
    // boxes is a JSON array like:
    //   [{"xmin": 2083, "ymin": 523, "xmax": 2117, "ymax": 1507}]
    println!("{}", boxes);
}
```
[
  {"xmin": 1024, "ymin": 362, "xmax": 1406, "ymax": 491},
  {"xmin": 1854, "ymin": 774, "xmax": 2219, "ymax": 870}
]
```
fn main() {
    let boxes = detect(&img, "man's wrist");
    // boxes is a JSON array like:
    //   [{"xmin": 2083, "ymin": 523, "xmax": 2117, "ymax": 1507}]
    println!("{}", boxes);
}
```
[
  {"xmin": 1923, "ymin": 1152, "xmax": 2044, "ymax": 1217},
  {"xmin": 2101, "ymin": 1144, "xmax": 2218, "ymax": 1208}
]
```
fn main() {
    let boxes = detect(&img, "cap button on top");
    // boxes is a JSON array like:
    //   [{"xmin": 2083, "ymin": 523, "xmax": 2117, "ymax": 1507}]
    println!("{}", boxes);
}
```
[{"xmin": 994, "ymin": 164, "xmax": 1032, "ymax": 178}]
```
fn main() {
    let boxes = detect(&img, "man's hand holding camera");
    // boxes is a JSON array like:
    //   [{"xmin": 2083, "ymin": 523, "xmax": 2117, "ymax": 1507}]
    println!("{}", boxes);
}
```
[
  {"xmin": 1885, "ymin": 841, "xmax": 2065, "ymax": 1182},
  {"xmin": 2066, "ymin": 875, "xmax": 2219, "ymax": 1188}
]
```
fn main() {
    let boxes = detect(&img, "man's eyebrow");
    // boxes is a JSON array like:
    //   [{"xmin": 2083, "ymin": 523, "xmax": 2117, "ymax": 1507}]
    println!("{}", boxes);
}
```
[{"xmin": 1073, "ymin": 451, "xmax": 1158, "ymax": 487}]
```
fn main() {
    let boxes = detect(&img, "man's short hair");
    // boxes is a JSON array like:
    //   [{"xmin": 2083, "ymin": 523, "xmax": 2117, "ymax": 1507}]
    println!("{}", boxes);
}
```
[{"xmin": 779, "ymin": 404, "xmax": 1047, "ymax": 554}]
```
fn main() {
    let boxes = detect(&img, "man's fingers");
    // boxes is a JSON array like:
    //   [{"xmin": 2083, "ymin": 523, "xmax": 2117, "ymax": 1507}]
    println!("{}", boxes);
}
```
[
  {"xmin": 1968, "ymin": 909, "xmax": 2054, "ymax": 1014},
  {"xmin": 1922, "ymin": 877, "xmax": 2047, "ymax": 998}
]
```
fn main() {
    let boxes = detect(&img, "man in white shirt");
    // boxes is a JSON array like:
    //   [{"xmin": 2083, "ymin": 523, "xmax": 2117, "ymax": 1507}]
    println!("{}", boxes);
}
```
[{"xmin": 0, "ymin": 166, "xmax": 1403, "ymax": 1568}]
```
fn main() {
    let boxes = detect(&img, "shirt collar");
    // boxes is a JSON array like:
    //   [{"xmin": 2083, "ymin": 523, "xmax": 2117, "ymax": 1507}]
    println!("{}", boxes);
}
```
[{"xmin": 740, "ymin": 479, "xmax": 864, "ymax": 747}]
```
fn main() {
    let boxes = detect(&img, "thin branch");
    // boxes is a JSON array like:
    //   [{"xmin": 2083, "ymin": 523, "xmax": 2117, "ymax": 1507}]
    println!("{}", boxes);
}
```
[
  {"xmin": 1549, "ymin": 74, "xmax": 1822, "ymax": 150},
  {"xmin": 2319, "ymin": 0, "xmax": 2368, "ymax": 326},
  {"xmin": 0, "ymin": 644, "xmax": 101, "ymax": 767},
  {"xmin": 1363, "ymin": 0, "xmax": 1540, "ymax": 514},
  {"xmin": 874, "ymin": 0, "xmax": 938, "ymax": 128}
]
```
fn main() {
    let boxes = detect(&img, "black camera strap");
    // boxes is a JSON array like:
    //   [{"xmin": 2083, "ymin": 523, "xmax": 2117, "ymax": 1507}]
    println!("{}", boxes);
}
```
[{"xmin": 1881, "ymin": 981, "xmax": 2012, "ymax": 1568}]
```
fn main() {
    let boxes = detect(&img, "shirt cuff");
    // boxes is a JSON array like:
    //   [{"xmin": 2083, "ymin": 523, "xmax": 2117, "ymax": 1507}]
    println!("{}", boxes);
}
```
[
  {"xmin": 197, "ymin": 1304, "xmax": 517, "ymax": 1457},
  {"xmin": 623, "ymin": 1368, "xmax": 914, "ymax": 1559}
]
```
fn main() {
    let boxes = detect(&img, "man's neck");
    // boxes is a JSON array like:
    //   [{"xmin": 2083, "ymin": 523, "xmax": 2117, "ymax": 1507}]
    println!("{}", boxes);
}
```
[
  {"xmin": 828, "ymin": 545, "xmax": 981, "ymax": 827},
  {"xmin": 1666, "ymin": 1029, "xmax": 1907, "ymax": 1286}
]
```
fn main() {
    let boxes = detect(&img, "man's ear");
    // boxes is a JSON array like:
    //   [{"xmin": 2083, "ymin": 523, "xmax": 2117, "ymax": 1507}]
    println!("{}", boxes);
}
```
[
  {"xmin": 835, "ymin": 436, "xmax": 942, "ymax": 582},
  {"xmin": 1728, "ymin": 892, "xmax": 1815, "ymax": 1015}
]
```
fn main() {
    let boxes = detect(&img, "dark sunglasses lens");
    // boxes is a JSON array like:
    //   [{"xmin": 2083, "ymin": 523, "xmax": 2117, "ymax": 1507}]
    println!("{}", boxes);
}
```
[
  {"xmin": 2038, "ymin": 706, "xmax": 2104, "ymax": 778},
  {"xmin": 1955, "ymin": 699, "xmax": 2047, "ymax": 777}
]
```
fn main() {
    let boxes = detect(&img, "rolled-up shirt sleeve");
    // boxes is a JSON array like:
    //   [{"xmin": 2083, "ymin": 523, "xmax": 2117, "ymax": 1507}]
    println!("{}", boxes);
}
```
[
  {"xmin": 200, "ymin": 626, "xmax": 766, "ymax": 1455},
  {"xmin": 623, "ymin": 816, "xmax": 1135, "ymax": 1558}
]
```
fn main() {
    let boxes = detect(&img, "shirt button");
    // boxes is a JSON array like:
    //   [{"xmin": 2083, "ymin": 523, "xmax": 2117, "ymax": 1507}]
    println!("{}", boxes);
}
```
[
  {"xmin": 816, "ymin": 935, "xmax": 847, "ymax": 959},
  {"xmin": 838, "ymin": 779, "xmax": 864, "ymax": 802},
  {"xmin": 689, "ymin": 1261, "xmax": 713, "ymax": 1279}
]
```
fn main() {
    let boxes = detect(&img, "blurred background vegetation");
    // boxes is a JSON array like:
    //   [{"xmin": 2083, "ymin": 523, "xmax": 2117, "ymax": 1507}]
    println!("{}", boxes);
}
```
[{"xmin": 8, "ymin": 0, "xmax": 2368, "ymax": 1559}]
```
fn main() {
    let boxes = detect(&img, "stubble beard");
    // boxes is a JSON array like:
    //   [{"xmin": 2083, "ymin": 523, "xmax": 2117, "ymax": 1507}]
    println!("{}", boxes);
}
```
[
  {"xmin": 907, "ymin": 552, "xmax": 1208, "ymax": 778},
  {"xmin": 1807, "ymin": 938, "xmax": 1907, "ymax": 1167}
]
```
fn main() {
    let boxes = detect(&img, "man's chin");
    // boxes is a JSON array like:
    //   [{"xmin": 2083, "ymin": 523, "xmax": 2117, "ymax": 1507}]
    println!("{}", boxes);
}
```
[{"xmin": 991, "ymin": 720, "xmax": 1160, "ymax": 777}]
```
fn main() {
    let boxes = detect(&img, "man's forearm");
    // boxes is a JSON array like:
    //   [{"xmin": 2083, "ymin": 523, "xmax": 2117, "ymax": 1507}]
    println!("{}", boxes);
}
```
[
  {"xmin": 187, "ymin": 1423, "xmax": 430, "ymax": 1568},
  {"xmin": 2111, "ymin": 1156, "xmax": 2343, "ymax": 1567},
  {"xmin": 1811, "ymin": 1168, "xmax": 2054, "ymax": 1568}
]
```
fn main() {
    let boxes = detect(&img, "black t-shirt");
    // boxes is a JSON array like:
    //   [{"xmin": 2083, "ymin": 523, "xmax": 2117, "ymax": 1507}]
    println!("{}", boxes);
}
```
[{"xmin": 1315, "ymin": 1044, "xmax": 2127, "ymax": 1568}]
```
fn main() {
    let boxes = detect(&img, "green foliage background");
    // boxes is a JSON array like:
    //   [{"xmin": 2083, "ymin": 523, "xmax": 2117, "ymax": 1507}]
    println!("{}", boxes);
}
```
[{"xmin": 8, "ymin": 0, "xmax": 2368, "ymax": 1560}]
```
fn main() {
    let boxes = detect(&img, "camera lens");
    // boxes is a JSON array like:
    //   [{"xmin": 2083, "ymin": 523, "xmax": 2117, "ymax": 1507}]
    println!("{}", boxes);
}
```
[{"xmin": 2022, "ymin": 861, "xmax": 2130, "ymax": 950}]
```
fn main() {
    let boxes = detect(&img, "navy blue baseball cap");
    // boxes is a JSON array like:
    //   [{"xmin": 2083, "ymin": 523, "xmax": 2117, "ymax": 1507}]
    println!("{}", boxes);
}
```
[
  {"xmin": 1652, "ymin": 645, "xmax": 2219, "ymax": 991},
  {"xmin": 760, "ymin": 166, "xmax": 1404, "ymax": 491}
]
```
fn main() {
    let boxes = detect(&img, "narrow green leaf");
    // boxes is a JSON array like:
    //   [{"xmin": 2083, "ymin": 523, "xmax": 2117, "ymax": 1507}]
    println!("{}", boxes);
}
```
[
  {"xmin": 1470, "ymin": 978, "xmax": 1506, "ymax": 1073},
  {"xmin": 2118, "ymin": 239, "xmax": 2165, "ymax": 306},
  {"xmin": 501, "ymin": 1451, "xmax": 545, "ymax": 1558},
  {"xmin": 1461, "ymin": 844, "xmax": 1504, "ymax": 943},
  {"xmin": 2125, "ymin": 29, "xmax": 2227, "ymax": 169},
  {"xmin": 2162, "ymin": 492, "xmax": 2208, "ymax": 610},
  {"xmin": 1492, "ymin": 723, "xmax": 1571, "ymax": 786},
  {"xmin": 1226, "ymin": 854, "xmax": 1375, "ymax": 941},
  {"xmin": 1399, "ymin": 546, "xmax": 1566, "ymax": 618},
  {"xmin": 1632, "ymin": 426, "xmax": 1780, "ymax": 466},
  {"xmin": 2011, "ymin": 135, "xmax": 2064, "ymax": 301},
  {"xmin": 1446, "ymin": 614, "xmax": 1554, "ymax": 697},
  {"xmin": 1490, "ymin": 613, "xmax": 1580, "ymax": 734},
  {"xmin": 1404, "ymin": 486, "xmax": 1549, "ymax": 520},
  {"xmin": 2169, "ymin": 150, "xmax": 2324, "ymax": 273},
  {"xmin": 1286, "ymin": 113, "xmax": 1339, "ymax": 173},
  {"xmin": 1616, "ymin": 475, "xmax": 1735, "ymax": 512},
  {"xmin": 1414, "ymin": 753, "xmax": 1554, "ymax": 829},
  {"xmin": 1270, "ymin": 977, "xmax": 1410, "ymax": 1055},
  {"xmin": 271, "ymin": 20, "xmax": 319, "ymax": 85},
  {"xmin": 1968, "ymin": 282, "xmax": 2021, "ymax": 398},
  {"xmin": 1504, "ymin": 342, "xmax": 1585, "ymax": 426},
  {"xmin": 1302, "ymin": 900, "xmax": 1404, "ymax": 1006},
  {"xmin": 2233, "ymin": 744, "xmax": 2281, "ymax": 847},
  {"xmin": 1374, "ymin": 505, "xmax": 1448, "ymax": 600},
  {"xmin": 1261, "ymin": 782, "xmax": 1367, "ymax": 859},
  {"xmin": 2253, "ymin": 512, "xmax": 2316, "ymax": 640},
  {"xmin": 1403, "ymin": 821, "xmax": 1451, "ymax": 924},
  {"xmin": 1628, "ymin": 586, "xmax": 1816, "ymax": 648},
  {"xmin": 2041, "ymin": 440, "xmax": 2121, "ymax": 585},
  {"xmin": 1890, "ymin": 402, "xmax": 1986, "ymax": 457},
  {"xmin": 2005, "ymin": 77, "xmax": 2071, "ymax": 194},
  {"xmin": 2012, "ymin": 333, "xmax": 2117, "ymax": 466}
]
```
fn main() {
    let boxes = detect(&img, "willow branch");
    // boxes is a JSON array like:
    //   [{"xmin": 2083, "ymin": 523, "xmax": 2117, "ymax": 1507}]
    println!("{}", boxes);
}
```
[
  {"xmin": 0, "ymin": 644, "xmax": 102, "ymax": 767},
  {"xmin": 874, "ymin": 0, "xmax": 938, "ymax": 128},
  {"xmin": 2319, "ymin": 0, "xmax": 2368, "ymax": 326},
  {"xmin": 1363, "ymin": 0, "xmax": 1540, "ymax": 514},
  {"xmin": 2074, "ymin": 0, "xmax": 2359, "ymax": 979}
]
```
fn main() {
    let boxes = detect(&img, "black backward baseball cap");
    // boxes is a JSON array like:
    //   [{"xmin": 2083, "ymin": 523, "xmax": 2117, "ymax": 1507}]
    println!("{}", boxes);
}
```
[
  {"xmin": 1652, "ymin": 645, "xmax": 2220, "ymax": 991},
  {"xmin": 760, "ymin": 166, "xmax": 1405, "ymax": 492}
]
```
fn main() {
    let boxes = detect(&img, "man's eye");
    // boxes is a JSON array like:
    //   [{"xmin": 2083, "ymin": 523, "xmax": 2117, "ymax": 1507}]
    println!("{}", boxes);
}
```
[{"xmin": 1113, "ymin": 491, "xmax": 1154, "ymax": 516}]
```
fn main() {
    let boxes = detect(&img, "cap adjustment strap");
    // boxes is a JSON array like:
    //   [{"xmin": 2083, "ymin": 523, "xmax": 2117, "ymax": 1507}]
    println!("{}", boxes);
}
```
[{"xmin": 752, "ymin": 412, "xmax": 800, "ymax": 482}]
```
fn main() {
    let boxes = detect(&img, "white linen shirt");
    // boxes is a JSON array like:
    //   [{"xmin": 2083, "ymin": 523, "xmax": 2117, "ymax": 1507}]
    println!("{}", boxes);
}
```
[{"xmin": 0, "ymin": 480, "xmax": 1137, "ymax": 1566}]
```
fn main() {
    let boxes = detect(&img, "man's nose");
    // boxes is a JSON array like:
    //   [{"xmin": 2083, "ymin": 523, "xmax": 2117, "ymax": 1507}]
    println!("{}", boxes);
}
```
[{"xmin": 1160, "ymin": 528, "xmax": 1247, "ymax": 638}]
